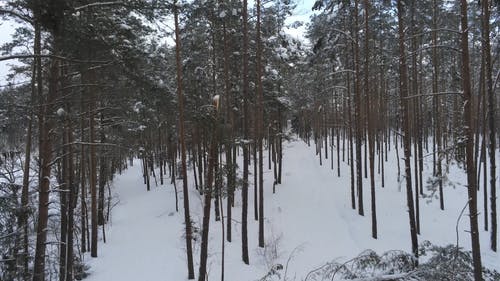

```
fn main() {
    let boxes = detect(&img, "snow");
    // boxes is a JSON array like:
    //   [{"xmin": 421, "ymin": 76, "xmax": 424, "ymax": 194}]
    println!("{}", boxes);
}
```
[
  {"xmin": 119, "ymin": 23, "xmax": 132, "ymax": 31},
  {"xmin": 213, "ymin": 94, "xmax": 220, "ymax": 110},
  {"xmin": 56, "ymin": 107, "xmax": 66, "ymax": 117},
  {"xmin": 84, "ymin": 137, "xmax": 500, "ymax": 281}
]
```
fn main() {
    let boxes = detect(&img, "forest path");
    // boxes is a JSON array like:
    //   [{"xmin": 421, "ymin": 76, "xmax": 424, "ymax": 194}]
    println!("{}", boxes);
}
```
[
  {"xmin": 268, "ymin": 140, "xmax": 364, "ymax": 270},
  {"xmin": 84, "ymin": 138, "xmax": 500, "ymax": 281},
  {"xmin": 85, "ymin": 160, "xmax": 185, "ymax": 281}
]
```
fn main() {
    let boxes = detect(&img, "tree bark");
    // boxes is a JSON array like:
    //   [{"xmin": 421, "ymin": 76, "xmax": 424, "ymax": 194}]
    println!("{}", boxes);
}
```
[
  {"xmin": 33, "ymin": 38, "xmax": 59, "ymax": 281},
  {"xmin": 363, "ymin": 0, "xmax": 377, "ymax": 239},
  {"xmin": 396, "ymin": 0, "xmax": 419, "ymax": 263},
  {"xmin": 241, "ymin": 0, "xmax": 250, "ymax": 265},
  {"xmin": 89, "ymin": 67, "xmax": 98, "ymax": 258},
  {"xmin": 353, "ymin": 0, "xmax": 364, "ymax": 217},
  {"xmin": 174, "ymin": 2, "xmax": 195, "ymax": 278},
  {"xmin": 256, "ymin": 0, "xmax": 265, "ymax": 248},
  {"xmin": 19, "ymin": 19, "xmax": 40, "ymax": 279},
  {"xmin": 482, "ymin": 0, "xmax": 497, "ymax": 253},
  {"xmin": 198, "ymin": 107, "xmax": 219, "ymax": 281},
  {"xmin": 459, "ymin": 0, "xmax": 483, "ymax": 279}
]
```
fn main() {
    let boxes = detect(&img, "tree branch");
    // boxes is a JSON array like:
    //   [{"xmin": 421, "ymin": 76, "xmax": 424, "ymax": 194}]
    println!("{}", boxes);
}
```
[
  {"xmin": 0, "ymin": 8, "xmax": 32, "ymax": 24},
  {"xmin": 0, "ymin": 54, "xmax": 110, "ymax": 64},
  {"xmin": 74, "ymin": 1, "xmax": 126, "ymax": 11},
  {"xmin": 403, "ymin": 91, "xmax": 463, "ymax": 100}
]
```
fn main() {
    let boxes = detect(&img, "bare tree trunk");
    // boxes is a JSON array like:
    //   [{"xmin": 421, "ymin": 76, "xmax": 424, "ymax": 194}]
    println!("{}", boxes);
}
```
[
  {"xmin": 89, "ymin": 68, "xmax": 98, "ymax": 258},
  {"xmin": 459, "ymin": 0, "xmax": 482, "ymax": 279},
  {"xmin": 254, "ymin": 125, "xmax": 258, "ymax": 221},
  {"xmin": 241, "ymin": 0, "xmax": 250, "ymax": 264},
  {"xmin": 174, "ymin": 3, "xmax": 195, "ymax": 278},
  {"xmin": 80, "ymin": 87, "xmax": 88, "ymax": 254},
  {"xmin": 353, "ymin": 0, "xmax": 364, "ymax": 217},
  {"xmin": 256, "ymin": 0, "xmax": 265, "ymax": 248},
  {"xmin": 363, "ymin": 0, "xmax": 376, "ymax": 239},
  {"xmin": 432, "ymin": 0, "xmax": 444, "ymax": 211},
  {"xmin": 59, "ymin": 95, "xmax": 68, "ymax": 281},
  {"xmin": 33, "ymin": 41, "xmax": 59, "ymax": 281},
  {"xmin": 66, "ymin": 112, "xmax": 75, "ymax": 281},
  {"xmin": 348, "ymin": 72, "xmax": 355, "ymax": 210},
  {"xmin": 98, "ymin": 114, "xmax": 106, "ymax": 225},
  {"xmin": 198, "ymin": 107, "xmax": 219, "ymax": 281},
  {"xmin": 482, "ymin": 0, "xmax": 497, "ymax": 253},
  {"xmin": 396, "ymin": 0, "xmax": 418, "ymax": 264},
  {"xmin": 410, "ymin": 0, "xmax": 420, "ymax": 235},
  {"xmin": 197, "ymin": 128, "xmax": 204, "ymax": 194},
  {"xmin": 19, "ymin": 20, "xmax": 40, "ymax": 279}
]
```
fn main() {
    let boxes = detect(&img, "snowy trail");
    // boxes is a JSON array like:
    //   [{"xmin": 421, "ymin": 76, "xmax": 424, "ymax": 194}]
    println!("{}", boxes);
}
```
[
  {"xmin": 84, "ymin": 138, "xmax": 499, "ymax": 281},
  {"xmin": 270, "ymin": 141, "xmax": 363, "ymax": 270},
  {"xmin": 85, "ymin": 161, "xmax": 185, "ymax": 281}
]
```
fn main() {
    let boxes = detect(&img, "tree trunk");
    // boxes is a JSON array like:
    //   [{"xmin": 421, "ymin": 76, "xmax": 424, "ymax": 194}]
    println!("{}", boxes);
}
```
[
  {"xmin": 432, "ymin": 0, "xmax": 444, "ymax": 211},
  {"xmin": 353, "ymin": 0, "xmax": 364, "ymax": 217},
  {"xmin": 410, "ymin": 0, "xmax": 420, "ymax": 235},
  {"xmin": 396, "ymin": 0, "xmax": 419, "ymax": 263},
  {"xmin": 256, "ymin": 0, "xmax": 265, "ymax": 248},
  {"xmin": 459, "ymin": 0, "xmax": 483, "ymax": 279},
  {"xmin": 89, "ymin": 67, "xmax": 98, "ymax": 258},
  {"xmin": 66, "ymin": 112, "xmax": 75, "ymax": 281},
  {"xmin": 80, "ymin": 86, "xmax": 87, "ymax": 254},
  {"xmin": 348, "ymin": 72, "xmax": 355, "ymax": 210},
  {"xmin": 98, "ymin": 114, "xmax": 106, "ymax": 225},
  {"xmin": 241, "ymin": 0, "xmax": 250, "ymax": 265},
  {"xmin": 33, "ymin": 40, "xmax": 59, "ymax": 281},
  {"xmin": 482, "ymin": 0, "xmax": 497, "ymax": 253},
  {"xmin": 174, "ymin": 2, "xmax": 195, "ymax": 278},
  {"xmin": 19, "ymin": 20, "xmax": 40, "ymax": 279},
  {"xmin": 363, "ymin": 0, "xmax": 376, "ymax": 239},
  {"xmin": 59, "ymin": 101, "xmax": 68, "ymax": 281},
  {"xmin": 198, "ymin": 108, "xmax": 219, "ymax": 281}
]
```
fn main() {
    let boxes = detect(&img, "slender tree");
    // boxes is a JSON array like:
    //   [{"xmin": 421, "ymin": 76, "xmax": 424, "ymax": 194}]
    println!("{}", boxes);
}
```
[
  {"xmin": 256, "ymin": 0, "xmax": 265, "ymax": 248},
  {"xmin": 396, "ymin": 0, "xmax": 419, "ymax": 263},
  {"xmin": 353, "ymin": 0, "xmax": 364, "ymax": 217},
  {"xmin": 363, "ymin": 0, "xmax": 377, "ymax": 239},
  {"xmin": 198, "ymin": 97, "xmax": 220, "ymax": 281},
  {"xmin": 18, "ymin": 18, "xmax": 40, "ymax": 280},
  {"xmin": 241, "ymin": 0, "xmax": 250, "ymax": 265},
  {"xmin": 173, "ymin": 1, "xmax": 195, "ymax": 278},
  {"xmin": 482, "ymin": 0, "xmax": 497, "ymax": 253},
  {"xmin": 460, "ymin": 0, "xmax": 483, "ymax": 279}
]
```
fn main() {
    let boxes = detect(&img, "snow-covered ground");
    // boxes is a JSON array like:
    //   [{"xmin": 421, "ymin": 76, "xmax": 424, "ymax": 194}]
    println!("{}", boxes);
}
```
[{"xmin": 84, "ymin": 137, "xmax": 499, "ymax": 281}]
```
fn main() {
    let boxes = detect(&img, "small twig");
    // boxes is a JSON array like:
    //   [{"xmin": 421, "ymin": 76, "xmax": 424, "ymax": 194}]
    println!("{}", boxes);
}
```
[
  {"xmin": 402, "ymin": 91, "xmax": 463, "ymax": 100},
  {"xmin": 284, "ymin": 245, "xmax": 303, "ymax": 281},
  {"xmin": 0, "ymin": 54, "xmax": 110, "ymax": 64},
  {"xmin": 74, "ymin": 1, "xmax": 125, "ymax": 11},
  {"xmin": 453, "ymin": 199, "xmax": 469, "ymax": 274}
]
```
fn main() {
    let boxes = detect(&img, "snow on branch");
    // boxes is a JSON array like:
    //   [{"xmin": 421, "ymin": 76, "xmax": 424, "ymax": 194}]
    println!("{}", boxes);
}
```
[
  {"xmin": 402, "ymin": 91, "xmax": 463, "ymax": 100},
  {"xmin": 0, "ymin": 8, "xmax": 33, "ymax": 24},
  {"xmin": 74, "ymin": 1, "xmax": 125, "ymax": 11},
  {"xmin": 0, "ymin": 54, "xmax": 111, "ymax": 64},
  {"xmin": 339, "ymin": 272, "xmax": 416, "ymax": 281}
]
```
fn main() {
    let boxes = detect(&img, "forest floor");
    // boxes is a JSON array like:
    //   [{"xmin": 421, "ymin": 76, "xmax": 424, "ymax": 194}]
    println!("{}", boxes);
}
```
[{"xmin": 84, "ymin": 137, "xmax": 500, "ymax": 281}]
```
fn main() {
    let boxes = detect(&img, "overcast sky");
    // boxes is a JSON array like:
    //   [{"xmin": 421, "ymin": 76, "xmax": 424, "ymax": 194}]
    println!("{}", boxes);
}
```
[
  {"xmin": 0, "ymin": 0, "xmax": 316, "ymax": 85},
  {"xmin": 0, "ymin": 20, "xmax": 20, "ymax": 86}
]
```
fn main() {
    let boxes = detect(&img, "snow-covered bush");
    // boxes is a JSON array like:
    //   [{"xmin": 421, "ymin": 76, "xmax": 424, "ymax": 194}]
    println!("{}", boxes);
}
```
[
  {"xmin": 414, "ymin": 242, "xmax": 500, "ymax": 281},
  {"xmin": 301, "ymin": 242, "xmax": 500, "ymax": 281},
  {"xmin": 256, "ymin": 230, "xmax": 284, "ymax": 269}
]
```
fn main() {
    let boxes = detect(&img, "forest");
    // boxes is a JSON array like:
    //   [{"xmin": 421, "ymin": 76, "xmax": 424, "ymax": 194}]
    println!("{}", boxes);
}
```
[{"xmin": 0, "ymin": 0, "xmax": 499, "ymax": 280}]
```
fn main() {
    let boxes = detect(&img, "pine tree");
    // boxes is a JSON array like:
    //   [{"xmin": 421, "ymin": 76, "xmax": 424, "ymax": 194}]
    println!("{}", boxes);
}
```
[{"xmin": 460, "ymin": 0, "xmax": 483, "ymax": 279}]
